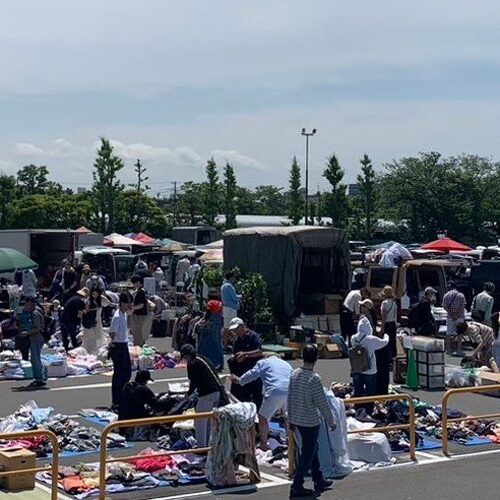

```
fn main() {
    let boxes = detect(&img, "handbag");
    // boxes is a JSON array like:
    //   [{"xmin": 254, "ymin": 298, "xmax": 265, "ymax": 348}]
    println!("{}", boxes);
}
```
[{"xmin": 197, "ymin": 356, "xmax": 230, "ymax": 406}]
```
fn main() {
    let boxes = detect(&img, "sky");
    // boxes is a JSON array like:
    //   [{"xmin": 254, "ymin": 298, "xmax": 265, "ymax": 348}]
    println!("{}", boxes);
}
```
[{"xmin": 2, "ymin": 0, "xmax": 500, "ymax": 195}]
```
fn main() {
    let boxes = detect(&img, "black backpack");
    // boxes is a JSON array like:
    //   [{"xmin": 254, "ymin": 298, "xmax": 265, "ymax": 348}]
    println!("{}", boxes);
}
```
[{"xmin": 348, "ymin": 334, "xmax": 371, "ymax": 374}]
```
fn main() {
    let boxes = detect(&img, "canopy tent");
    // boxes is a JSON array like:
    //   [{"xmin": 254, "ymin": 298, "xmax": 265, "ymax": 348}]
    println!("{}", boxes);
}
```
[
  {"xmin": 203, "ymin": 239, "xmax": 223, "ymax": 249},
  {"xmin": 103, "ymin": 233, "xmax": 145, "ymax": 247},
  {"xmin": 75, "ymin": 226, "xmax": 92, "ymax": 234},
  {"xmin": 199, "ymin": 248, "xmax": 223, "ymax": 263},
  {"xmin": 161, "ymin": 241, "xmax": 190, "ymax": 253},
  {"xmin": 420, "ymin": 237, "xmax": 472, "ymax": 253},
  {"xmin": 366, "ymin": 240, "xmax": 398, "ymax": 250},
  {"xmin": 0, "ymin": 248, "xmax": 38, "ymax": 272},
  {"xmin": 133, "ymin": 232, "xmax": 157, "ymax": 245}
]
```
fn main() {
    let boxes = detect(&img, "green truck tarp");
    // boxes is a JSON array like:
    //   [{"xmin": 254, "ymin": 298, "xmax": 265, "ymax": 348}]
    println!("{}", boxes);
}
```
[{"xmin": 223, "ymin": 226, "xmax": 350, "ymax": 322}]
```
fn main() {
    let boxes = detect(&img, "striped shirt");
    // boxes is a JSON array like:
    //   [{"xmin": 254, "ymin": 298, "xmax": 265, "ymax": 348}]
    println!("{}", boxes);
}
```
[
  {"xmin": 443, "ymin": 289, "xmax": 466, "ymax": 321},
  {"xmin": 287, "ymin": 367, "xmax": 335, "ymax": 428}
]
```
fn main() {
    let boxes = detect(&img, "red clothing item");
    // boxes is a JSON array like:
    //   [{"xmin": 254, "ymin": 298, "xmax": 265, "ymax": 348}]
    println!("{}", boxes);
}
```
[
  {"xmin": 130, "ymin": 455, "xmax": 174, "ymax": 472},
  {"xmin": 61, "ymin": 475, "xmax": 91, "ymax": 493}
]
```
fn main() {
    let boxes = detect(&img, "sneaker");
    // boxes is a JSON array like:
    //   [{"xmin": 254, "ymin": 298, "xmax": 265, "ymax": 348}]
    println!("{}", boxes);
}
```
[
  {"xmin": 290, "ymin": 487, "xmax": 315, "ymax": 498},
  {"xmin": 314, "ymin": 479, "xmax": 333, "ymax": 492},
  {"xmin": 29, "ymin": 380, "xmax": 46, "ymax": 388}
]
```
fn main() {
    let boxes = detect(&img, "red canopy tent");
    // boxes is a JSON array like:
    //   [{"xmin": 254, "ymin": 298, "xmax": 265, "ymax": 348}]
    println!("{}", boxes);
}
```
[
  {"xmin": 420, "ymin": 237, "xmax": 472, "ymax": 253},
  {"xmin": 133, "ymin": 232, "xmax": 156, "ymax": 245},
  {"xmin": 104, "ymin": 233, "xmax": 145, "ymax": 247},
  {"xmin": 75, "ymin": 226, "xmax": 92, "ymax": 234}
]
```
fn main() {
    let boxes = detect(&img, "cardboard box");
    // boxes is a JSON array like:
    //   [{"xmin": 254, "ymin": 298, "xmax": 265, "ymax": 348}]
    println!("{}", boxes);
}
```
[
  {"xmin": 285, "ymin": 341, "xmax": 304, "ymax": 357},
  {"xmin": 320, "ymin": 344, "xmax": 342, "ymax": 359},
  {"xmin": 479, "ymin": 372, "xmax": 500, "ymax": 397},
  {"xmin": 314, "ymin": 333, "xmax": 331, "ymax": 346},
  {"xmin": 0, "ymin": 448, "xmax": 36, "ymax": 491}
]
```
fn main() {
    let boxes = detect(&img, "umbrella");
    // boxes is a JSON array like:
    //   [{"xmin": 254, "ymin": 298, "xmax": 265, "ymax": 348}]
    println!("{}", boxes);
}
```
[
  {"xmin": 204, "ymin": 239, "xmax": 223, "ymax": 249},
  {"xmin": 0, "ymin": 248, "xmax": 38, "ymax": 272},
  {"xmin": 199, "ymin": 248, "xmax": 223, "ymax": 262},
  {"xmin": 104, "ymin": 233, "xmax": 145, "ymax": 247},
  {"xmin": 162, "ymin": 241, "xmax": 189, "ymax": 252},
  {"xmin": 134, "ymin": 232, "xmax": 156, "ymax": 245},
  {"xmin": 420, "ymin": 237, "xmax": 472, "ymax": 253}
]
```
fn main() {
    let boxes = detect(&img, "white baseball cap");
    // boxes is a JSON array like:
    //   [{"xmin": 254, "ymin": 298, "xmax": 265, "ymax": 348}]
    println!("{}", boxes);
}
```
[{"xmin": 228, "ymin": 317, "xmax": 244, "ymax": 330}]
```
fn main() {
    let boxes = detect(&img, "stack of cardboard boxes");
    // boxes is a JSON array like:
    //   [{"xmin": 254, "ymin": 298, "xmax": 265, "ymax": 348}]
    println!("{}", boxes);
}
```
[{"xmin": 0, "ymin": 448, "xmax": 36, "ymax": 491}]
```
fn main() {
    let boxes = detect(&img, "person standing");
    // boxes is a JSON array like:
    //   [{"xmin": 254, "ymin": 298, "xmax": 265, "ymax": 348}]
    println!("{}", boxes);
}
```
[
  {"xmin": 81, "ymin": 288, "xmax": 111, "ymax": 355},
  {"xmin": 287, "ymin": 344, "xmax": 335, "ymax": 498},
  {"xmin": 443, "ymin": 281, "xmax": 466, "ymax": 355},
  {"xmin": 232, "ymin": 355, "xmax": 293, "ymax": 451},
  {"xmin": 86, "ymin": 271, "xmax": 106, "ymax": 292},
  {"xmin": 59, "ymin": 288, "xmax": 87, "ymax": 351},
  {"xmin": 380, "ymin": 286, "xmax": 398, "ymax": 358},
  {"xmin": 21, "ymin": 269, "xmax": 38, "ymax": 299},
  {"xmin": 221, "ymin": 271, "xmax": 241, "ymax": 348},
  {"xmin": 175, "ymin": 255, "xmax": 191, "ymax": 286},
  {"xmin": 340, "ymin": 288, "xmax": 371, "ymax": 346},
  {"xmin": 57, "ymin": 259, "xmax": 79, "ymax": 304},
  {"xmin": 130, "ymin": 275, "xmax": 149, "ymax": 347},
  {"xmin": 351, "ymin": 316, "xmax": 389, "ymax": 415},
  {"xmin": 228, "ymin": 317, "xmax": 263, "ymax": 410},
  {"xmin": 195, "ymin": 300, "xmax": 224, "ymax": 370},
  {"xmin": 408, "ymin": 287, "xmax": 437, "ymax": 335},
  {"xmin": 109, "ymin": 292, "xmax": 132, "ymax": 410},
  {"xmin": 19, "ymin": 297, "xmax": 47, "ymax": 388},
  {"xmin": 80, "ymin": 265, "xmax": 92, "ymax": 288},
  {"xmin": 181, "ymin": 344, "xmax": 226, "ymax": 447},
  {"xmin": 472, "ymin": 282, "xmax": 495, "ymax": 326},
  {"xmin": 185, "ymin": 257, "xmax": 200, "ymax": 292}
]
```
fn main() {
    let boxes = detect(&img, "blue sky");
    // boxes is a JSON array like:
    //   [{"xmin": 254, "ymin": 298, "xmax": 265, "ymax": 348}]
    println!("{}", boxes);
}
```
[{"xmin": 2, "ymin": 0, "xmax": 500, "ymax": 193}]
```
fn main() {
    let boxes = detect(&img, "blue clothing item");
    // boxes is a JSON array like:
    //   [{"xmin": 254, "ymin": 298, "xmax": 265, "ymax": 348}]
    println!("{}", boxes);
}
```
[
  {"xmin": 196, "ymin": 314, "xmax": 224, "ymax": 370},
  {"xmin": 30, "ymin": 334, "xmax": 46, "ymax": 383},
  {"xmin": 233, "ymin": 330, "xmax": 261, "ymax": 354},
  {"xmin": 220, "ymin": 281, "xmax": 240, "ymax": 310},
  {"xmin": 239, "ymin": 356, "xmax": 292, "ymax": 396}
]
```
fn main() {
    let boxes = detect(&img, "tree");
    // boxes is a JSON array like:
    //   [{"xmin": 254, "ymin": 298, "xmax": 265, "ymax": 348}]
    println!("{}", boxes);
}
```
[
  {"xmin": 16, "ymin": 165, "xmax": 62, "ymax": 196},
  {"xmin": 177, "ymin": 182, "xmax": 203, "ymax": 226},
  {"xmin": 322, "ymin": 154, "xmax": 349, "ymax": 228},
  {"xmin": 0, "ymin": 175, "xmax": 17, "ymax": 228},
  {"xmin": 288, "ymin": 156, "xmax": 303, "ymax": 224},
  {"xmin": 202, "ymin": 158, "xmax": 220, "ymax": 225},
  {"xmin": 357, "ymin": 154, "xmax": 378, "ymax": 240},
  {"xmin": 128, "ymin": 159, "xmax": 151, "ymax": 232},
  {"xmin": 223, "ymin": 163, "xmax": 237, "ymax": 229},
  {"xmin": 253, "ymin": 185, "xmax": 287, "ymax": 215},
  {"xmin": 91, "ymin": 138, "xmax": 125, "ymax": 233}
]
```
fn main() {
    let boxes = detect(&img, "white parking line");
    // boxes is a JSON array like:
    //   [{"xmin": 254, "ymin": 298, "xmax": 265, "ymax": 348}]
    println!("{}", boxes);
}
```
[{"xmin": 51, "ymin": 376, "xmax": 187, "ymax": 391}]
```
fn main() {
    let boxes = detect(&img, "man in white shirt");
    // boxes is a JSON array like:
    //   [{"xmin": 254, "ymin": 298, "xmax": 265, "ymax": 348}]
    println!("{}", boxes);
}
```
[
  {"xmin": 472, "ymin": 282, "xmax": 495, "ymax": 326},
  {"xmin": 351, "ymin": 316, "xmax": 388, "ymax": 415},
  {"xmin": 109, "ymin": 292, "xmax": 132, "ymax": 409},
  {"xmin": 340, "ymin": 288, "xmax": 370, "ymax": 346}
]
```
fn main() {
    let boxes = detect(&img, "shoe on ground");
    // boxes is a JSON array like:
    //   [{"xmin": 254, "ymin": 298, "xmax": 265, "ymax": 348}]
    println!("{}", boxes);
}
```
[
  {"xmin": 290, "ymin": 486, "xmax": 316, "ymax": 498},
  {"xmin": 29, "ymin": 380, "xmax": 46, "ymax": 387},
  {"xmin": 314, "ymin": 479, "xmax": 333, "ymax": 492}
]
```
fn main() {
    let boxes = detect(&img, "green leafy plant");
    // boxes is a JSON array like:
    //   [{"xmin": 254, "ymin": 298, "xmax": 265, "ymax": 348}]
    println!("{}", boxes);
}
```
[
  {"xmin": 238, "ymin": 272, "xmax": 275, "ymax": 328},
  {"xmin": 201, "ymin": 267, "xmax": 223, "ymax": 289}
]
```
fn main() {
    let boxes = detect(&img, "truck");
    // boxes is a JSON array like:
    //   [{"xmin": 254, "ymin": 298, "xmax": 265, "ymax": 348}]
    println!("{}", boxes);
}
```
[{"xmin": 172, "ymin": 226, "xmax": 218, "ymax": 246}]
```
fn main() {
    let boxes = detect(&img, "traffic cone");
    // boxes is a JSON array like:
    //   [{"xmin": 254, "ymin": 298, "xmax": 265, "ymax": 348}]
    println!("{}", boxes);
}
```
[{"xmin": 404, "ymin": 349, "xmax": 420, "ymax": 390}]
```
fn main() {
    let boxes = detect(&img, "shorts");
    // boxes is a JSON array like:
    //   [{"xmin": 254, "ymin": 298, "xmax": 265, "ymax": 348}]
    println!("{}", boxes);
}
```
[
  {"xmin": 258, "ymin": 392, "xmax": 287, "ymax": 421},
  {"xmin": 223, "ymin": 307, "xmax": 237, "ymax": 329},
  {"xmin": 446, "ymin": 317, "xmax": 462, "ymax": 336}
]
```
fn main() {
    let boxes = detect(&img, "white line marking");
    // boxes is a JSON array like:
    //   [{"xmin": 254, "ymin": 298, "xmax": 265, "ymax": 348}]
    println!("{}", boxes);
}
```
[{"xmin": 51, "ymin": 376, "xmax": 187, "ymax": 391}]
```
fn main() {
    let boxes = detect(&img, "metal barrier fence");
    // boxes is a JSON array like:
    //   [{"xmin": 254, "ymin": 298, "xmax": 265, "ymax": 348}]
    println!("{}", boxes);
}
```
[
  {"xmin": 288, "ymin": 392, "xmax": 416, "ymax": 476},
  {"xmin": 99, "ymin": 411, "xmax": 214, "ymax": 500},
  {"xmin": 441, "ymin": 384, "xmax": 500, "ymax": 456},
  {"xmin": 0, "ymin": 429, "xmax": 59, "ymax": 500}
]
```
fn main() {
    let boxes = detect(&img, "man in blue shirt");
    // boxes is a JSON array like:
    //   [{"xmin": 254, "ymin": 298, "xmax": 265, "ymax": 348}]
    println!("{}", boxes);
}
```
[
  {"xmin": 220, "ymin": 271, "xmax": 241, "ymax": 348},
  {"xmin": 232, "ymin": 354, "xmax": 292, "ymax": 450}
]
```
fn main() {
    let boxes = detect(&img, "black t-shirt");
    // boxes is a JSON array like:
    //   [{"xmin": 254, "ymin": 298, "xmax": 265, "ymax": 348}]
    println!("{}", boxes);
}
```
[
  {"xmin": 61, "ymin": 296, "xmax": 85, "ymax": 324},
  {"xmin": 409, "ymin": 300, "xmax": 434, "ymax": 331},
  {"xmin": 187, "ymin": 356, "xmax": 221, "ymax": 397},
  {"xmin": 133, "ymin": 288, "xmax": 148, "ymax": 316},
  {"xmin": 119, "ymin": 382, "xmax": 158, "ymax": 420},
  {"xmin": 62, "ymin": 269, "xmax": 78, "ymax": 290}
]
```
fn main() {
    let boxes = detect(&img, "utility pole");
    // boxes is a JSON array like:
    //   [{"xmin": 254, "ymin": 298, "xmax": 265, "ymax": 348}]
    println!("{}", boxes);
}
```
[{"xmin": 300, "ymin": 128, "xmax": 317, "ymax": 224}]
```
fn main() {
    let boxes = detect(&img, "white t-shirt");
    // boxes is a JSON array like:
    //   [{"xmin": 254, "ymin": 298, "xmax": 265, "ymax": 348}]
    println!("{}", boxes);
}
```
[
  {"xmin": 110, "ymin": 309, "xmax": 129, "ymax": 343},
  {"xmin": 344, "ymin": 290, "xmax": 362, "ymax": 314},
  {"xmin": 381, "ymin": 299, "xmax": 397, "ymax": 323}
]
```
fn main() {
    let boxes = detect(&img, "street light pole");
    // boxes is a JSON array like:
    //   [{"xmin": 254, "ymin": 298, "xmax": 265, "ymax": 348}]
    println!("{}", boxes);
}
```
[{"xmin": 300, "ymin": 128, "xmax": 317, "ymax": 224}]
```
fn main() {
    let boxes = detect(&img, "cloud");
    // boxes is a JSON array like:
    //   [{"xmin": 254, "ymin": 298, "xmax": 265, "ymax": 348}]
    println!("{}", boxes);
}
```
[
  {"xmin": 210, "ymin": 150, "xmax": 264, "ymax": 170},
  {"xmin": 15, "ymin": 143, "xmax": 44, "ymax": 156}
]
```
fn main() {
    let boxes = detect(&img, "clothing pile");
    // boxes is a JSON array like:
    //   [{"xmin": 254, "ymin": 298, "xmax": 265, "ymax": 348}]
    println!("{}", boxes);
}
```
[
  {"xmin": 36, "ymin": 449, "xmax": 207, "ymax": 499},
  {"xmin": 66, "ymin": 347, "xmax": 110, "ymax": 376},
  {"xmin": 128, "ymin": 345, "xmax": 181, "ymax": 371},
  {"xmin": 0, "ymin": 350, "xmax": 25, "ymax": 379},
  {"xmin": 0, "ymin": 401, "xmax": 128, "ymax": 457}
]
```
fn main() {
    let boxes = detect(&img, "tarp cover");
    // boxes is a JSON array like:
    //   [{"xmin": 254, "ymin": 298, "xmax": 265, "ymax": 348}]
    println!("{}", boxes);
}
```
[{"xmin": 223, "ymin": 226, "xmax": 350, "ymax": 321}]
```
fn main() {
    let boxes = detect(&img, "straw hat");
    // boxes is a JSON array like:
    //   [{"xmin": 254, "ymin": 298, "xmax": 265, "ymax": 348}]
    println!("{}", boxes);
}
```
[
  {"xmin": 379, "ymin": 285, "xmax": 395, "ymax": 299},
  {"xmin": 77, "ymin": 287, "xmax": 90, "ymax": 298}
]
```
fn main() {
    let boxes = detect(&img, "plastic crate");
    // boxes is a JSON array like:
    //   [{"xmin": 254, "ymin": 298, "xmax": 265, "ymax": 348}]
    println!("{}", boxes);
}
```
[
  {"xmin": 419, "ymin": 374, "xmax": 445, "ymax": 389},
  {"xmin": 417, "ymin": 351, "xmax": 445, "ymax": 365},
  {"xmin": 418, "ymin": 362, "xmax": 445, "ymax": 376}
]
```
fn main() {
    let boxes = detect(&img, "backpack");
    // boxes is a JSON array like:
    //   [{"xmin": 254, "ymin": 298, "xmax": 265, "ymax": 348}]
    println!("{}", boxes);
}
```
[{"xmin": 348, "ymin": 334, "xmax": 371, "ymax": 374}]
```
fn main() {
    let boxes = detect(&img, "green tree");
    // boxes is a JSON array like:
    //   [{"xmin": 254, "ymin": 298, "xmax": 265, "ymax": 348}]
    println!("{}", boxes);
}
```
[
  {"xmin": 234, "ymin": 186, "xmax": 255, "ymax": 214},
  {"xmin": 253, "ymin": 185, "xmax": 286, "ymax": 215},
  {"xmin": 10, "ymin": 195, "xmax": 62, "ymax": 228},
  {"xmin": 357, "ymin": 154, "xmax": 378, "ymax": 240},
  {"xmin": 16, "ymin": 165, "xmax": 62, "ymax": 196},
  {"xmin": 323, "ymin": 154, "xmax": 349, "ymax": 228},
  {"xmin": 128, "ymin": 159, "xmax": 150, "ymax": 232},
  {"xmin": 0, "ymin": 175, "xmax": 17, "ymax": 228},
  {"xmin": 223, "ymin": 163, "xmax": 237, "ymax": 229},
  {"xmin": 288, "ymin": 156, "xmax": 303, "ymax": 225},
  {"xmin": 177, "ymin": 182, "xmax": 203, "ymax": 226},
  {"xmin": 202, "ymin": 158, "xmax": 220, "ymax": 225},
  {"xmin": 91, "ymin": 138, "xmax": 125, "ymax": 233}
]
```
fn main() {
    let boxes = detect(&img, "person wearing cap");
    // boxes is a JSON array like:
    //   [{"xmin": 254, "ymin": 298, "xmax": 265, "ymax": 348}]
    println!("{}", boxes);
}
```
[
  {"xmin": 181, "ymin": 344, "xmax": 226, "ymax": 447},
  {"xmin": 443, "ymin": 281, "xmax": 466, "ymax": 355},
  {"xmin": 59, "ymin": 288, "xmax": 87, "ymax": 351},
  {"xmin": 80, "ymin": 264, "xmax": 92, "ymax": 288},
  {"xmin": 109, "ymin": 292, "xmax": 132, "ymax": 409},
  {"xmin": 220, "ymin": 271, "xmax": 242, "ymax": 348},
  {"xmin": 130, "ymin": 275, "xmax": 150, "ymax": 347},
  {"xmin": 119, "ymin": 370, "xmax": 159, "ymax": 422},
  {"xmin": 194, "ymin": 300, "xmax": 224, "ymax": 370},
  {"xmin": 408, "ymin": 287, "xmax": 437, "ymax": 336},
  {"xmin": 85, "ymin": 268, "xmax": 106, "ymax": 292},
  {"xmin": 380, "ymin": 286, "xmax": 398, "ymax": 358},
  {"xmin": 341, "ymin": 288, "xmax": 371, "ymax": 346},
  {"xmin": 228, "ymin": 317, "xmax": 263, "ymax": 409},
  {"xmin": 18, "ymin": 297, "xmax": 47, "ymax": 387},
  {"xmin": 232, "ymin": 354, "xmax": 293, "ymax": 451},
  {"xmin": 471, "ymin": 282, "xmax": 495, "ymax": 326}
]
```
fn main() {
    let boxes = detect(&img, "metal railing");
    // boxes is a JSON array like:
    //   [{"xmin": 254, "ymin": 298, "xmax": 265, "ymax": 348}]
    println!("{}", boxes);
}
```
[
  {"xmin": 99, "ymin": 411, "xmax": 215, "ymax": 500},
  {"xmin": 0, "ymin": 429, "xmax": 59, "ymax": 500},
  {"xmin": 345, "ymin": 393, "xmax": 417, "ymax": 460},
  {"xmin": 441, "ymin": 384, "xmax": 500, "ymax": 456}
]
